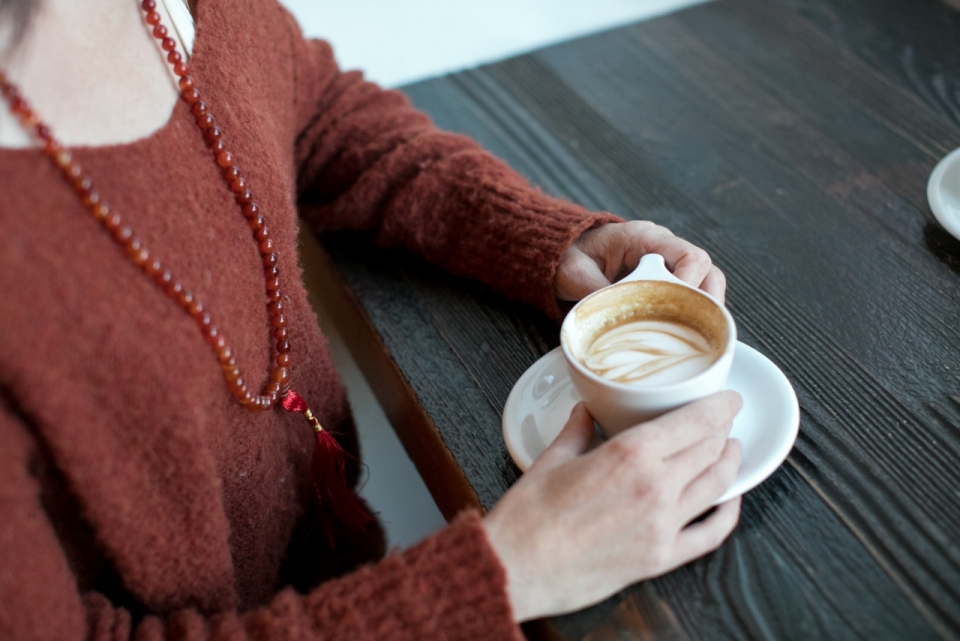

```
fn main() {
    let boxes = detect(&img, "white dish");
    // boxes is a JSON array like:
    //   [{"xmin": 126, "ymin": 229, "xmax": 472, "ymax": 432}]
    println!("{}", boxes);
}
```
[
  {"xmin": 927, "ymin": 147, "xmax": 960, "ymax": 241},
  {"xmin": 502, "ymin": 342, "xmax": 800, "ymax": 504}
]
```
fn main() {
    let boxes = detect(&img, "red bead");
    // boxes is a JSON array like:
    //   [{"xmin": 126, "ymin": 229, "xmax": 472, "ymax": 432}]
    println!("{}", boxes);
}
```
[
  {"xmin": 242, "ymin": 203, "xmax": 258, "ymax": 219},
  {"xmin": 177, "ymin": 289, "xmax": 194, "ymax": 308},
  {"xmin": 265, "ymin": 381, "xmax": 281, "ymax": 395},
  {"xmin": 155, "ymin": 269, "xmax": 173, "ymax": 288},
  {"xmin": 91, "ymin": 202, "xmax": 109, "ymax": 220},
  {"xmin": 202, "ymin": 325, "xmax": 218, "ymax": 341},
  {"xmin": 265, "ymin": 276, "xmax": 280, "ymax": 291},
  {"xmin": 145, "ymin": 257, "xmax": 163, "ymax": 276},
  {"xmin": 264, "ymin": 266, "xmax": 280, "ymax": 281},
  {"xmin": 211, "ymin": 335, "xmax": 227, "ymax": 352},
  {"xmin": 152, "ymin": 25, "xmax": 167, "ymax": 38},
  {"xmin": 276, "ymin": 340, "xmax": 291, "ymax": 354},
  {"xmin": 273, "ymin": 327, "xmax": 288, "ymax": 341},
  {"xmin": 204, "ymin": 127, "xmax": 221, "ymax": 144},
  {"xmin": 191, "ymin": 101, "xmax": 207, "ymax": 117},
  {"xmin": 271, "ymin": 367, "xmax": 290, "ymax": 385},
  {"xmin": 229, "ymin": 177, "xmax": 246, "ymax": 193},
  {"xmin": 18, "ymin": 111, "xmax": 38, "ymax": 128},
  {"xmin": 167, "ymin": 50, "xmax": 182, "ymax": 64},
  {"xmin": 223, "ymin": 166, "xmax": 240, "ymax": 182},
  {"xmin": 166, "ymin": 281, "xmax": 183, "ymax": 297},
  {"xmin": 66, "ymin": 163, "xmax": 83, "ymax": 182},
  {"xmin": 195, "ymin": 312, "xmax": 211, "ymax": 327},
  {"xmin": 216, "ymin": 151, "xmax": 234, "ymax": 168},
  {"xmin": 73, "ymin": 175, "xmax": 91, "ymax": 193},
  {"xmin": 235, "ymin": 189, "xmax": 252, "ymax": 205},
  {"xmin": 270, "ymin": 314, "xmax": 287, "ymax": 329},
  {"xmin": 275, "ymin": 354, "xmax": 290, "ymax": 368},
  {"xmin": 145, "ymin": 10, "xmax": 161, "ymax": 25},
  {"xmin": 259, "ymin": 239, "xmax": 274, "ymax": 255},
  {"xmin": 114, "ymin": 226, "xmax": 133, "ymax": 243},
  {"xmin": 43, "ymin": 139, "xmax": 61, "ymax": 155},
  {"xmin": 141, "ymin": 0, "xmax": 156, "ymax": 10},
  {"xmin": 266, "ymin": 288, "xmax": 281, "ymax": 302},
  {"xmin": 255, "ymin": 228, "xmax": 271, "ymax": 243},
  {"xmin": 181, "ymin": 88, "xmax": 200, "ymax": 105},
  {"xmin": 82, "ymin": 190, "xmax": 100, "ymax": 208},
  {"xmin": 35, "ymin": 123, "xmax": 51, "ymax": 140},
  {"xmin": 54, "ymin": 149, "xmax": 72, "ymax": 168},
  {"xmin": 173, "ymin": 62, "xmax": 189, "ymax": 77},
  {"xmin": 9, "ymin": 96, "xmax": 27, "ymax": 114},
  {"xmin": 104, "ymin": 212, "xmax": 122, "ymax": 231},
  {"xmin": 188, "ymin": 298, "xmax": 204, "ymax": 317},
  {"xmin": 161, "ymin": 38, "xmax": 176, "ymax": 52},
  {"xmin": 132, "ymin": 246, "xmax": 150, "ymax": 266},
  {"xmin": 217, "ymin": 346, "xmax": 233, "ymax": 364},
  {"xmin": 196, "ymin": 113, "xmax": 214, "ymax": 129},
  {"xmin": 249, "ymin": 215, "xmax": 265, "ymax": 231},
  {"xmin": 125, "ymin": 237, "xmax": 144, "ymax": 258}
]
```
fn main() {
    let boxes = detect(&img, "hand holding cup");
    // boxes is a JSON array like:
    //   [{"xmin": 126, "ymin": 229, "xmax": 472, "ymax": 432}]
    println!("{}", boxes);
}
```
[{"xmin": 484, "ymin": 393, "xmax": 743, "ymax": 621}]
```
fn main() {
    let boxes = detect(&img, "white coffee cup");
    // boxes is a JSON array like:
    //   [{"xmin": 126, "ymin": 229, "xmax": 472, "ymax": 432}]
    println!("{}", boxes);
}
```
[{"xmin": 560, "ymin": 254, "xmax": 736, "ymax": 436}]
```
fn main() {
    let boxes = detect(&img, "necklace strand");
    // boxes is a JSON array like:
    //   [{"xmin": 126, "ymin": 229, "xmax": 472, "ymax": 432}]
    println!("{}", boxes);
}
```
[{"xmin": 0, "ymin": 0, "xmax": 292, "ymax": 411}]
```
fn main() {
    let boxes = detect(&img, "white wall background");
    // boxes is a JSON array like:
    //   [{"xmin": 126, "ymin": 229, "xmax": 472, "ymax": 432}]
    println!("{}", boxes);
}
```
[
  {"xmin": 280, "ymin": 0, "xmax": 708, "ymax": 88},
  {"xmin": 284, "ymin": 0, "xmax": 707, "ymax": 549}
]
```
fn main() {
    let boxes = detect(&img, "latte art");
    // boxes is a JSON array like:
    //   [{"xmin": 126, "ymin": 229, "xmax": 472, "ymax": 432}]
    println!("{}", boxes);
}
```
[{"xmin": 581, "ymin": 320, "xmax": 719, "ymax": 386}]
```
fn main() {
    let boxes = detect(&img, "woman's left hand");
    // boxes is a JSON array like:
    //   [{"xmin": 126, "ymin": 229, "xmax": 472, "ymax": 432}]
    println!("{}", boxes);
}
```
[{"xmin": 555, "ymin": 221, "xmax": 727, "ymax": 304}]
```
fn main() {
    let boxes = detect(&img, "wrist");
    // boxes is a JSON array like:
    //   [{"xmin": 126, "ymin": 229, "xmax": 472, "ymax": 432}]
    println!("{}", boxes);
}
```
[{"xmin": 482, "ymin": 512, "xmax": 539, "ymax": 622}]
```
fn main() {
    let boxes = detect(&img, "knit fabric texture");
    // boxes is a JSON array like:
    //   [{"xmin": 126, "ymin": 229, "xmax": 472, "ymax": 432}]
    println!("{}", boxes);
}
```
[{"xmin": 0, "ymin": 0, "xmax": 620, "ymax": 639}]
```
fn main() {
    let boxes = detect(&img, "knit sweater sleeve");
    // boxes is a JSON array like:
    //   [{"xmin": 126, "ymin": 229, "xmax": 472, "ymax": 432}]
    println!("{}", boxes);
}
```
[
  {"xmin": 0, "ymin": 401, "xmax": 523, "ymax": 641},
  {"xmin": 284, "ymin": 17, "xmax": 621, "ymax": 320}
]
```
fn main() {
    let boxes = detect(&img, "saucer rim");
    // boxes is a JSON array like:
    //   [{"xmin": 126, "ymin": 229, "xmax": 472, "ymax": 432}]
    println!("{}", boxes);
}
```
[
  {"xmin": 502, "ymin": 342, "xmax": 800, "ymax": 503},
  {"xmin": 927, "ymin": 147, "xmax": 960, "ymax": 241}
]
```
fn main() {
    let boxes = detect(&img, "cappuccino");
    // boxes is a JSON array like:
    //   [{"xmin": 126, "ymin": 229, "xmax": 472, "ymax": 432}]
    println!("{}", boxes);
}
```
[{"xmin": 581, "ymin": 320, "xmax": 720, "ymax": 386}]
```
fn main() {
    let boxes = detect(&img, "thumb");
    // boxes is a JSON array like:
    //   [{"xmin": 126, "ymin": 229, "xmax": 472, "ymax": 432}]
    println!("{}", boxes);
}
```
[
  {"xmin": 556, "ymin": 250, "xmax": 612, "ymax": 301},
  {"xmin": 531, "ymin": 403, "xmax": 596, "ymax": 471}
]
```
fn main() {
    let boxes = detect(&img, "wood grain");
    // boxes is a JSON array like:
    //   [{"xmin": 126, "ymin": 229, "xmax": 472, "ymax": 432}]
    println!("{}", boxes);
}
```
[{"xmin": 312, "ymin": 0, "xmax": 960, "ymax": 637}]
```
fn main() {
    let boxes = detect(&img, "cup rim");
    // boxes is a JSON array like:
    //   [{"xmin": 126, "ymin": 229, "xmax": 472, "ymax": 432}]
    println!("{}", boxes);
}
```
[{"xmin": 560, "ymin": 279, "xmax": 737, "ymax": 393}]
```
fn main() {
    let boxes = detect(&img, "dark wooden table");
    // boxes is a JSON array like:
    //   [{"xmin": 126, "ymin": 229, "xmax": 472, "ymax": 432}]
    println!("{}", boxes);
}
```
[{"xmin": 301, "ymin": 0, "xmax": 960, "ymax": 637}]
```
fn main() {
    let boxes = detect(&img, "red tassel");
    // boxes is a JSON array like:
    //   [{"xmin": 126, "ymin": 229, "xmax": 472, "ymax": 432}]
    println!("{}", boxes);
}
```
[{"xmin": 283, "ymin": 391, "xmax": 372, "ymax": 535}]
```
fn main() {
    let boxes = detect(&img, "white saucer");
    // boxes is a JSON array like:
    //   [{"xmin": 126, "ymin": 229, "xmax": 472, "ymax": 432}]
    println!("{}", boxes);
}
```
[
  {"xmin": 927, "ymin": 147, "xmax": 960, "ymax": 241},
  {"xmin": 502, "ymin": 342, "xmax": 800, "ymax": 504}
]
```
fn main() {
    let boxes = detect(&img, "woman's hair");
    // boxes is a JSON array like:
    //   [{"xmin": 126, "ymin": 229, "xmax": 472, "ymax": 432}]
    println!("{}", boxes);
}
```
[{"xmin": 0, "ymin": 0, "xmax": 38, "ymax": 52}]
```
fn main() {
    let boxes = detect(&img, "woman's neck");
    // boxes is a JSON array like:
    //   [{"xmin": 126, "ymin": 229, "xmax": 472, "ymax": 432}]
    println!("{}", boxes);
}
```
[{"xmin": 0, "ymin": 0, "xmax": 189, "ymax": 149}]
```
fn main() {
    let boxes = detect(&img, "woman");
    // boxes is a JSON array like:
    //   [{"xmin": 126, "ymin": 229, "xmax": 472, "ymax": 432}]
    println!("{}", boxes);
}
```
[{"xmin": 0, "ymin": 0, "xmax": 743, "ymax": 638}]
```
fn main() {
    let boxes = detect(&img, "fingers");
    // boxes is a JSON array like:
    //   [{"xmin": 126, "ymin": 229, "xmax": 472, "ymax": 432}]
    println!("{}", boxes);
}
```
[
  {"xmin": 678, "ymin": 439, "xmax": 742, "ymax": 520},
  {"xmin": 699, "ymin": 266, "xmax": 727, "ymax": 304},
  {"xmin": 532, "ymin": 403, "xmax": 596, "ymax": 471},
  {"xmin": 671, "ymin": 495, "xmax": 741, "ymax": 567},
  {"xmin": 556, "ymin": 248, "xmax": 613, "ymax": 301},
  {"xmin": 640, "ymin": 230, "xmax": 713, "ymax": 290},
  {"xmin": 631, "ymin": 391, "xmax": 742, "ymax": 459}
]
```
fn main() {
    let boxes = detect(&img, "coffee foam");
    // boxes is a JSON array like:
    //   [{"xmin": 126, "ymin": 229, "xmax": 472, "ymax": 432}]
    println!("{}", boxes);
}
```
[
  {"xmin": 582, "ymin": 320, "xmax": 718, "ymax": 385},
  {"xmin": 564, "ymin": 280, "xmax": 728, "ymax": 388}
]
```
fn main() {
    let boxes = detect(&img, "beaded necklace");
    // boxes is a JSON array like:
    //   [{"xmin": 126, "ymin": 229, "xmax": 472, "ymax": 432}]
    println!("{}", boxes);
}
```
[{"xmin": 0, "ymin": 0, "xmax": 370, "ymax": 532}]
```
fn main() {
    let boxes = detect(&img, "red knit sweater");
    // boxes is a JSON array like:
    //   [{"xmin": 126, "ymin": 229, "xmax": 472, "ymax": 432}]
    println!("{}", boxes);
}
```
[{"xmin": 0, "ymin": 0, "xmax": 618, "ymax": 639}]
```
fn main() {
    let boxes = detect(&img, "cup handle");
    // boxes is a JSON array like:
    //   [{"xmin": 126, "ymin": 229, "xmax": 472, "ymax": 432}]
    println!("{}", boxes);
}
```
[{"xmin": 618, "ymin": 253, "xmax": 690, "ymax": 288}]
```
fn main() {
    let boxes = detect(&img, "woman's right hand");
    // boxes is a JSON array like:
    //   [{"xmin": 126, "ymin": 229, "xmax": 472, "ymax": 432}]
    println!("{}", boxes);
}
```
[{"xmin": 483, "ymin": 392, "xmax": 743, "ymax": 622}]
